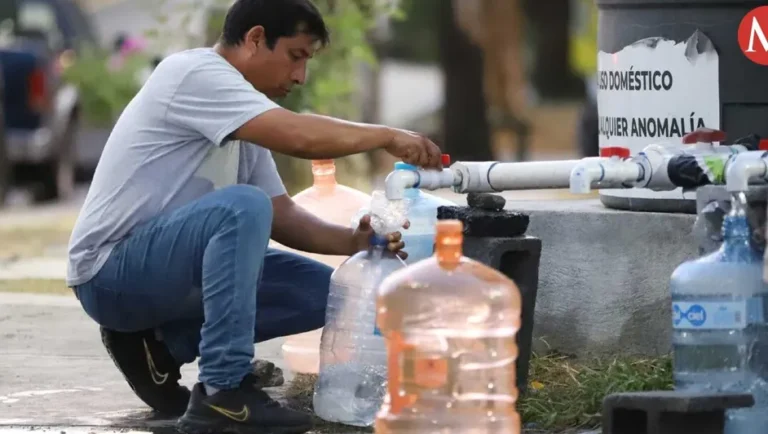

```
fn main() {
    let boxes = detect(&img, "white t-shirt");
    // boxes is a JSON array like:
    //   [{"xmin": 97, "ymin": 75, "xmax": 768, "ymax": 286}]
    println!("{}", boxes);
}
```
[{"xmin": 67, "ymin": 48, "xmax": 286, "ymax": 287}]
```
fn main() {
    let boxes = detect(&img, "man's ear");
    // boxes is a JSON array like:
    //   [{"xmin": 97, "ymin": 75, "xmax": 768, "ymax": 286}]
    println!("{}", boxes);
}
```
[{"xmin": 245, "ymin": 25, "xmax": 266, "ymax": 54}]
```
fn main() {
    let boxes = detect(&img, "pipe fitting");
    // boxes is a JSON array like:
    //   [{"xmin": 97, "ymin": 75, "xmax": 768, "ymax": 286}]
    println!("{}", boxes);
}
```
[
  {"xmin": 384, "ymin": 169, "xmax": 419, "ymax": 200},
  {"xmin": 569, "ymin": 163, "xmax": 605, "ymax": 194},
  {"xmin": 725, "ymin": 151, "xmax": 768, "ymax": 192},
  {"xmin": 451, "ymin": 161, "xmax": 498, "ymax": 193},
  {"xmin": 569, "ymin": 160, "xmax": 643, "ymax": 194},
  {"xmin": 417, "ymin": 168, "xmax": 461, "ymax": 191}
]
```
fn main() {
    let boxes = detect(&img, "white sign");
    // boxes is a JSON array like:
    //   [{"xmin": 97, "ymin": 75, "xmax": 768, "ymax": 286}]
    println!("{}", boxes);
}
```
[{"xmin": 597, "ymin": 30, "xmax": 720, "ymax": 201}]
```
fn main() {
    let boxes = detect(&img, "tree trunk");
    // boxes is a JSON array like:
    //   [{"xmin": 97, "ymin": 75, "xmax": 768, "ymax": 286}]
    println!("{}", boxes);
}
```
[
  {"xmin": 454, "ymin": 0, "xmax": 530, "ymax": 161},
  {"xmin": 438, "ymin": 0, "xmax": 492, "ymax": 162},
  {"xmin": 523, "ymin": 0, "xmax": 582, "ymax": 99}
]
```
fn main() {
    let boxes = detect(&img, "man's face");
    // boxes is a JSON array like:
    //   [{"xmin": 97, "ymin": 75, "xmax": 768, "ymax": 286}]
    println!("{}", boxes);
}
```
[{"xmin": 240, "ymin": 26, "xmax": 320, "ymax": 99}]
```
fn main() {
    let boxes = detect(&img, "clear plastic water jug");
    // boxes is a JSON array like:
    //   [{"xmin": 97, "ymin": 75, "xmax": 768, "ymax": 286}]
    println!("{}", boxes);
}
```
[
  {"xmin": 375, "ymin": 220, "xmax": 522, "ymax": 434},
  {"xmin": 277, "ymin": 160, "xmax": 371, "ymax": 375},
  {"xmin": 671, "ymin": 192, "xmax": 768, "ymax": 434},
  {"xmin": 313, "ymin": 232, "xmax": 407, "ymax": 427}
]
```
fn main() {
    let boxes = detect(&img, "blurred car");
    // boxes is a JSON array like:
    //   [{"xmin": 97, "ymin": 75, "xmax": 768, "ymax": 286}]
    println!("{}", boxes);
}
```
[{"xmin": 0, "ymin": 0, "xmax": 99, "ymax": 204}]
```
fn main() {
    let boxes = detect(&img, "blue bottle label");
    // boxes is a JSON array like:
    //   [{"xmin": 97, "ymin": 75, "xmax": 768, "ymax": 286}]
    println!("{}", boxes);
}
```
[{"xmin": 672, "ymin": 299, "xmax": 764, "ymax": 330}]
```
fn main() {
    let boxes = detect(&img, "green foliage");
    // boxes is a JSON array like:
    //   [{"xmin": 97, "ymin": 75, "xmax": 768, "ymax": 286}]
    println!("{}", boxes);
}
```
[{"xmin": 61, "ymin": 48, "xmax": 149, "ymax": 127}]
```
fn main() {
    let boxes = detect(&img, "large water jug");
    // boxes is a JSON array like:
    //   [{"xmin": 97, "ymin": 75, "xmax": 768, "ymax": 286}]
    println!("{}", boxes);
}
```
[
  {"xmin": 313, "ymin": 231, "xmax": 407, "ymax": 427},
  {"xmin": 278, "ymin": 159, "xmax": 371, "ymax": 375},
  {"xmin": 375, "ymin": 220, "xmax": 522, "ymax": 433},
  {"xmin": 671, "ymin": 192, "xmax": 768, "ymax": 434}
]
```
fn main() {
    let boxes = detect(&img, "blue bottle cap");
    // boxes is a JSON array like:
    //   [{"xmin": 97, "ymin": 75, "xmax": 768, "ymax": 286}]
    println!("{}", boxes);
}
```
[
  {"xmin": 394, "ymin": 162, "xmax": 417, "ymax": 171},
  {"xmin": 371, "ymin": 234, "xmax": 389, "ymax": 246}
]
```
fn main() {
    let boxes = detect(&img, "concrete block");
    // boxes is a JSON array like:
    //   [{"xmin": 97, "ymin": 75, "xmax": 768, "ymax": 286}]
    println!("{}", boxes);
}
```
[
  {"xmin": 602, "ymin": 391, "xmax": 754, "ymax": 434},
  {"xmin": 437, "ymin": 207, "xmax": 541, "ymax": 394},
  {"xmin": 432, "ymin": 190, "xmax": 697, "ymax": 357},
  {"xmin": 464, "ymin": 236, "xmax": 541, "ymax": 395}
]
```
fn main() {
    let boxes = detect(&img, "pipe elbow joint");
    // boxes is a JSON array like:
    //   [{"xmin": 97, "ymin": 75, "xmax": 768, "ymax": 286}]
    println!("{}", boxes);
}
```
[
  {"xmin": 569, "ymin": 164, "xmax": 603, "ymax": 194},
  {"xmin": 384, "ymin": 169, "xmax": 419, "ymax": 200},
  {"xmin": 725, "ymin": 154, "xmax": 768, "ymax": 192}
]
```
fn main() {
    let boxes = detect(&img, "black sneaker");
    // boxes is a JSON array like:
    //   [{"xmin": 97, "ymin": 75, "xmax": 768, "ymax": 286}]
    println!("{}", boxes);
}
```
[
  {"xmin": 100, "ymin": 327, "xmax": 190, "ymax": 416},
  {"xmin": 100, "ymin": 327, "xmax": 286, "ymax": 417},
  {"xmin": 177, "ymin": 374, "xmax": 313, "ymax": 434}
]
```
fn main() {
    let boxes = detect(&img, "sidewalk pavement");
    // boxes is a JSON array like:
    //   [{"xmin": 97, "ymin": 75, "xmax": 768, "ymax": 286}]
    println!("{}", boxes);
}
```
[{"xmin": 0, "ymin": 292, "xmax": 290, "ymax": 428}]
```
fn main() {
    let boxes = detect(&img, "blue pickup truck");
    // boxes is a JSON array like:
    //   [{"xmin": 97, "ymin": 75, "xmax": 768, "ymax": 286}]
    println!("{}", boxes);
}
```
[{"xmin": 0, "ymin": 0, "xmax": 99, "ymax": 205}]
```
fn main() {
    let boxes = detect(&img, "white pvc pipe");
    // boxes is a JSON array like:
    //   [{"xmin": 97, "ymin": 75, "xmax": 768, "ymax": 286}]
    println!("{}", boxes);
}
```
[
  {"xmin": 569, "ymin": 160, "xmax": 644, "ymax": 194},
  {"xmin": 487, "ymin": 160, "xmax": 586, "ymax": 190},
  {"xmin": 384, "ymin": 168, "xmax": 459, "ymax": 200},
  {"xmin": 384, "ymin": 170, "xmax": 419, "ymax": 200},
  {"xmin": 418, "ymin": 168, "xmax": 460, "ymax": 191},
  {"xmin": 725, "ymin": 151, "xmax": 768, "ymax": 192}
]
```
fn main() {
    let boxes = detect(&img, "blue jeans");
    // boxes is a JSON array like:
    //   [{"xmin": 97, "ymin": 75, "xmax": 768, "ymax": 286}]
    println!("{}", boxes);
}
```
[{"xmin": 74, "ymin": 185, "xmax": 333, "ymax": 389}]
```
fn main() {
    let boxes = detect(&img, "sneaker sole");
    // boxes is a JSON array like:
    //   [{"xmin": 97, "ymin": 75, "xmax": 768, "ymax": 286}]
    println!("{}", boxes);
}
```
[{"xmin": 176, "ymin": 414, "xmax": 313, "ymax": 434}]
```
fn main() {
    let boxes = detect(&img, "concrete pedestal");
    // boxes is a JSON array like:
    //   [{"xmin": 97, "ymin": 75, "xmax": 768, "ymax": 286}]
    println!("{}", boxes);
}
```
[{"xmin": 434, "ymin": 190, "xmax": 697, "ymax": 357}]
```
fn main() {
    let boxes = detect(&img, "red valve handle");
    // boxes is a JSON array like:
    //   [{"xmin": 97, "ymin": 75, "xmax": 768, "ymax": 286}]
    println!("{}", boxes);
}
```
[
  {"xmin": 600, "ymin": 147, "xmax": 631, "ymax": 159},
  {"xmin": 441, "ymin": 154, "xmax": 451, "ymax": 166},
  {"xmin": 682, "ymin": 128, "xmax": 726, "ymax": 144}
]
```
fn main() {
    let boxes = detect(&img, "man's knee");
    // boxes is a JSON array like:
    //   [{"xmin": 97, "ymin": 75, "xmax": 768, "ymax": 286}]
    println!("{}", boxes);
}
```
[{"xmin": 210, "ymin": 185, "xmax": 273, "ymax": 232}]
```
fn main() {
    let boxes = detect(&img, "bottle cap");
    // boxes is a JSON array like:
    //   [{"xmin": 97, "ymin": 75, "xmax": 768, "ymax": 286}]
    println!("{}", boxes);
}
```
[
  {"xmin": 436, "ymin": 219, "xmax": 463, "ymax": 236},
  {"xmin": 371, "ymin": 234, "xmax": 389, "ymax": 246},
  {"xmin": 435, "ymin": 220, "xmax": 463, "ymax": 265},
  {"xmin": 441, "ymin": 154, "xmax": 451, "ymax": 166},
  {"xmin": 394, "ymin": 162, "xmax": 417, "ymax": 171}
]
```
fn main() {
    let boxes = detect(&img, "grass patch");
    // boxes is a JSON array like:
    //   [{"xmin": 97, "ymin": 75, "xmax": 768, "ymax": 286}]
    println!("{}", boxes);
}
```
[
  {"xmin": 0, "ymin": 279, "xmax": 71, "ymax": 295},
  {"xmin": 283, "ymin": 354, "xmax": 673, "ymax": 433},
  {"xmin": 520, "ymin": 351, "xmax": 673, "ymax": 431},
  {"xmin": 0, "ymin": 218, "xmax": 75, "ymax": 259}
]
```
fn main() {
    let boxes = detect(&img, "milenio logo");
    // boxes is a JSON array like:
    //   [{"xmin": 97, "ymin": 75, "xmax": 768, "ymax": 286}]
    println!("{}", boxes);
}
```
[{"xmin": 739, "ymin": 6, "xmax": 768, "ymax": 66}]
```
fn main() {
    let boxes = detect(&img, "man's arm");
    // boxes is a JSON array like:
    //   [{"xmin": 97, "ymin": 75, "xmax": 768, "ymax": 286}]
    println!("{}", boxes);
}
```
[
  {"xmin": 270, "ymin": 194, "xmax": 356, "ymax": 256},
  {"xmin": 234, "ymin": 109, "xmax": 392, "ymax": 159},
  {"xmin": 164, "ymin": 57, "xmax": 441, "ymax": 169},
  {"xmin": 233, "ymin": 109, "xmax": 443, "ymax": 168}
]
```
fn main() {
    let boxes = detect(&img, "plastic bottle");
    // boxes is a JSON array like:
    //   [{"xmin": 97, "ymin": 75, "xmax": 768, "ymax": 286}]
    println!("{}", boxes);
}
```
[
  {"xmin": 313, "ymin": 227, "xmax": 408, "ymax": 427},
  {"xmin": 670, "ymin": 192, "xmax": 768, "ymax": 434},
  {"xmin": 375, "ymin": 220, "xmax": 522, "ymax": 434},
  {"xmin": 278, "ymin": 159, "xmax": 371, "ymax": 375}
]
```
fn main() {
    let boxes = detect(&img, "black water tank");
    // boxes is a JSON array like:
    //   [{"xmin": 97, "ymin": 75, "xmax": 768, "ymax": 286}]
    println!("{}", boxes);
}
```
[{"xmin": 596, "ymin": 0, "xmax": 768, "ymax": 213}]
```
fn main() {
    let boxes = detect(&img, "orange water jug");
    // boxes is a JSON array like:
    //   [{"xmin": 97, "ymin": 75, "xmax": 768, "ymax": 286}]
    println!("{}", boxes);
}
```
[
  {"xmin": 278, "ymin": 159, "xmax": 372, "ymax": 375},
  {"xmin": 375, "ymin": 220, "xmax": 522, "ymax": 434}
]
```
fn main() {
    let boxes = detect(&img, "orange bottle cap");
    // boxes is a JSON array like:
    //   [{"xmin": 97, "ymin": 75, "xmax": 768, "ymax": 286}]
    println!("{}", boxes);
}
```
[{"xmin": 436, "ymin": 219, "xmax": 463, "ymax": 235}]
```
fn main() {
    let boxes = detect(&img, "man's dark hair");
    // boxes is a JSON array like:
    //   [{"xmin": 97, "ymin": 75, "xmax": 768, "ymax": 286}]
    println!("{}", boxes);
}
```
[{"xmin": 221, "ymin": 0, "xmax": 330, "ymax": 50}]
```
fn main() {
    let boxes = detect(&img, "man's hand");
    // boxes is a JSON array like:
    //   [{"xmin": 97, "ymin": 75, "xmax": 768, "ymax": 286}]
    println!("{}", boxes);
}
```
[
  {"xmin": 384, "ymin": 129, "xmax": 443, "ymax": 170},
  {"xmin": 352, "ymin": 214, "xmax": 410, "ymax": 260}
]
